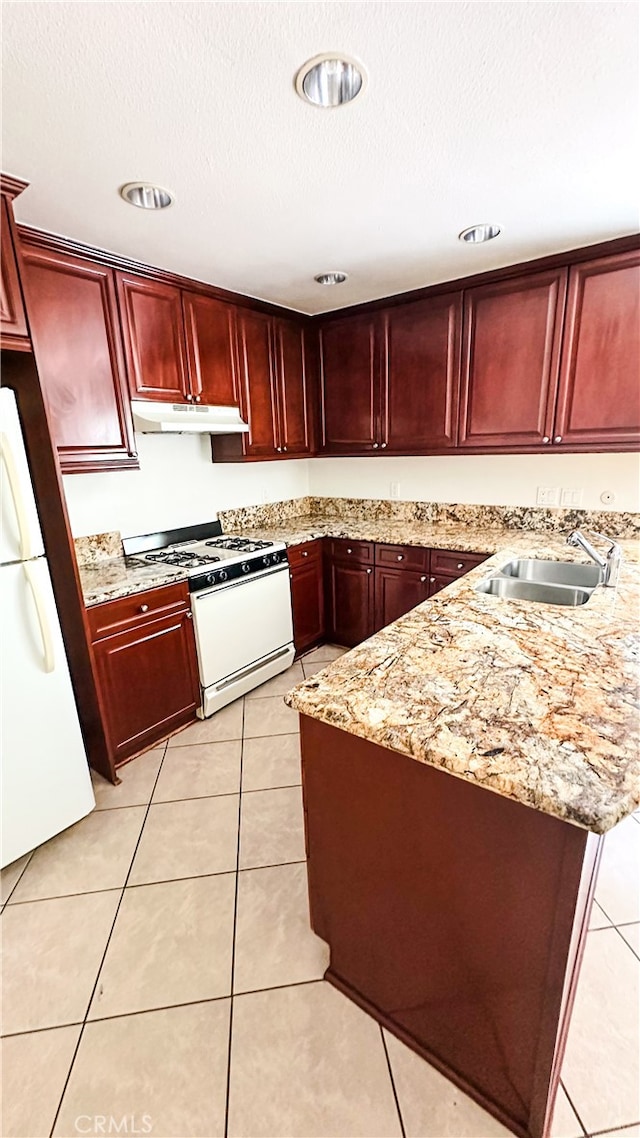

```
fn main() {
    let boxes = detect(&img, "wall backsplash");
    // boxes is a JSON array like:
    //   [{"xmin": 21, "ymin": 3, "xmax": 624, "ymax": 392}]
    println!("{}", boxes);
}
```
[{"xmin": 62, "ymin": 435, "xmax": 640, "ymax": 539}]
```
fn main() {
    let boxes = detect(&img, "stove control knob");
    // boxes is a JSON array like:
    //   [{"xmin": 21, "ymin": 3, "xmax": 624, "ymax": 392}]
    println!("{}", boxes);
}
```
[
  {"xmin": 262, "ymin": 555, "xmax": 271, "ymax": 567},
  {"xmin": 219, "ymin": 570, "xmax": 228, "ymax": 583},
  {"xmin": 206, "ymin": 573, "xmax": 215, "ymax": 585},
  {"xmin": 241, "ymin": 562, "xmax": 250, "ymax": 574}
]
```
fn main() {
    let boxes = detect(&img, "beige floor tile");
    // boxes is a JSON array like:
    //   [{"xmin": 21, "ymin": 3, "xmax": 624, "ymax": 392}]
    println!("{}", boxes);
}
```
[
  {"xmin": 242, "ymin": 733, "xmax": 301, "ymax": 791},
  {"xmin": 9, "ymin": 807, "xmax": 146, "ymax": 903},
  {"xmin": 589, "ymin": 899, "xmax": 611, "ymax": 929},
  {"xmin": 595, "ymin": 817, "xmax": 640, "ymax": 925},
  {"xmin": 243, "ymin": 694, "xmax": 299, "ymax": 738},
  {"xmin": 618, "ymin": 922, "xmax": 640, "ymax": 959},
  {"xmin": 383, "ymin": 1029, "xmax": 512, "ymax": 1137},
  {"xmin": 168, "ymin": 700, "xmax": 243, "ymax": 747},
  {"xmin": 153, "ymin": 740, "xmax": 241, "ymax": 802},
  {"xmin": 561, "ymin": 928, "xmax": 640, "ymax": 1135},
  {"xmin": 550, "ymin": 1085, "xmax": 584, "ymax": 1138},
  {"xmin": 304, "ymin": 644, "xmax": 348, "ymax": 663},
  {"xmin": 89, "ymin": 874, "xmax": 235, "ymax": 1019},
  {"xmin": 129, "ymin": 795, "xmax": 239, "ymax": 885},
  {"xmin": 234, "ymin": 862, "xmax": 329, "ymax": 993},
  {"xmin": 239, "ymin": 786, "xmax": 306, "ymax": 870},
  {"xmin": 228, "ymin": 981, "xmax": 402, "ymax": 1138},
  {"xmin": 0, "ymin": 852, "xmax": 32, "ymax": 905},
  {"xmin": 245, "ymin": 661, "xmax": 304, "ymax": 699},
  {"xmin": 54, "ymin": 1001, "xmax": 230, "ymax": 1138},
  {"xmin": 91, "ymin": 747, "xmax": 164, "ymax": 809},
  {"xmin": 302, "ymin": 660, "xmax": 330, "ymax": 679},
  {"xmin": 1, "ymin": 1024, "xmax": 81, "ymax": 1138},
  {"xmin": 1, "ymin": 891, "xmax": 120, "ymax": 1034}
]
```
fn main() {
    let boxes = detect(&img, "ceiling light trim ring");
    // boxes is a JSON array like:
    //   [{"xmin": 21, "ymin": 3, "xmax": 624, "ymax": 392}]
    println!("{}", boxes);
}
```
[
  {"xmin": 295, "ymin": 53, "xmax": 366, "ymax": 108},
  {"xmin": 120, "ymin": 182, "xmax": 174, "ymax": 210},
  {"xmin": 459, "ymin": 223, "xmax": 501, "ymax": 244},
  {"xmin": 314, "ymin": 271, "xmax": 349, "ymax": 286}
]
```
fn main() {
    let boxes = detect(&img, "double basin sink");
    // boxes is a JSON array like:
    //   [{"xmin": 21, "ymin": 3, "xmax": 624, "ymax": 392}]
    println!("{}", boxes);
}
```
[{"xmin": 476, "ymin": 559, "xmax": 603, "ymax": 607}]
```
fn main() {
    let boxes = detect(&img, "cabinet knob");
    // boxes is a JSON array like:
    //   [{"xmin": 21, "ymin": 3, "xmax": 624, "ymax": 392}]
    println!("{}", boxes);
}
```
[
  {"xmin": 542, "ymin": 436, "xmax": 550, "ymax": 443},
  {"xmin": 397, "ymin": 555, "xmax": 404, "ymax": 561},
  {"xmin": 457, "ymin": 562, "xmax": 464, "ymax": 570},
  {"xmin": 302, "ymin": 550, "xmax": 308, "ymax": 557},
  {"xmin": 347, "ymin": 548, "xmax": 353, "ymax": 554},
  {"xmin": 186, "ymin": 394, "xmax": 193, "ymax": 402},
  {"xmin": 194, "ymin": 395, "xmax": 201, "ymax": 403},
  {"xmin": 283, "ymin": 446, "xmax": 288, "ymax": 452},
  {"xmin": 276, "ymin": 446, "xmax": 282, "ymax": 452},
  {"xmin": 554, "ymin": 436, "xmax": 562, "ymax": 444},
  {"xmin": 380, "ymin": 442, "xmax": 387, "ymax": 449},
  {"xmin": 420, "ymin": 575, "xmax": 427, "ymax": 583},
  {"xmin": 429, "ymin": 576, "xmax": 435, "ymax": 583},
  {"xmin": 367, "ymin": 568, "xmax": 372, "ymax": 574},
  {"xmin": 372, "ymin": 442, "xmax": 379, "ymax": 449},
  {"xmin": 139, "ymin": 603, "xmax": 149, "ymax": 613},
  {"xmin": 185, "ymin": 610, "xmax": 193, "ymax": 619}
]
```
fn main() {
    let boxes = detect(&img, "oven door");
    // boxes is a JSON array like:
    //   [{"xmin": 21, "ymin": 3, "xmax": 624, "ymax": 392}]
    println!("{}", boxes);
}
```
[{"xmin": 191, "ymin": 564, "xmax": 294, "ymax": 689}]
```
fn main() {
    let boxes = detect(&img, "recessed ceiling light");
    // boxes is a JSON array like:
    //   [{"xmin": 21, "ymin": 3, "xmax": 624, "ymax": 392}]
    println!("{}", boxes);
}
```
[
  {"xmin": 459, "ymin": 224, "xmax": 501, "ymax": 244},
  {"xmin": 120, "ymin": 183, "xmax": 174, "ymax": 210},
  {"xmin": 314, "ymin": 271, "xmax": 348, "ymax": 286},
  {"xmin": 296, "ymin": 54, "xmax": 365, "ymax": 108}
]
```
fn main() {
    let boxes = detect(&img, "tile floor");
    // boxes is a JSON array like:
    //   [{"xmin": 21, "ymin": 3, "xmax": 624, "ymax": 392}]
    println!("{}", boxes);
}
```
[{"xmin": 1, "ymin": 644, "xmax": 639, "ymax": 1138}]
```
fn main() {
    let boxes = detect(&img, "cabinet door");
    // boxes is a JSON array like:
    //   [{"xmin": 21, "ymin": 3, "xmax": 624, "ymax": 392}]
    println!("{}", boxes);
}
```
[
  {"xmin": 274, "ymin": 318, "xmax": 312, "ymax": 455},
  {"xmin": 93, "ymin": 608, "xmax": 200, "ymax": 764},
  {"xmin": 428, "ymin": 574, "xmax": 457, "ymax": 597},
  {"xmin": 22, "ymin": 245, "xmax": 137, "ymax": 473},
  {"xmin": 182, "ymin": 292, "xmax": 238, "ymax": 406},
  {"xmin": 236, "ymin": 309, "xmax": 278, "ymax": 456},
  {"xmin": 373, "ymin": 566, "xmax": 429, "ymax": 632},
  {"xmin": 325, "ymin": 558, "xmax": 374, "ymax": 647},
  {"xmin": 382, "ymin": 293, "xmax": 461, "ymax": 452},
  {"xmin": 1, "ymin": 196, "xmax": 29, "ymax": 346},
  {"xmin": 459, "ymin": 270, "xmax": 567, "ymax": 449},
  {"xmin": 319, "ymin": 314, "xmax": 380, "ymax": 453},
  {"xmin": 554, "ymin": 251, "xmax": 640, "ymax": 448},
  {"xmin": 116, "ymin": 273, "xmax": 189, "ymax": 402},
  {"xmin": 290, "ymin": 551, "xmax": 324, "ymax": 654}
]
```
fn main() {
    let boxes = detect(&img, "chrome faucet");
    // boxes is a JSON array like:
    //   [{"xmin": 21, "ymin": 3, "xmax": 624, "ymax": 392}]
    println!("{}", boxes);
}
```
[{"xmin": 566, "ymin": 530, "xmax": 622, "ymax": 587}]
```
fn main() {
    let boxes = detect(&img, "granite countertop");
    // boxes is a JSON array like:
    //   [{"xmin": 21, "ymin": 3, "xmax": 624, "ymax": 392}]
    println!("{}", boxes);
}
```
[
  {"xmin": 80, "ymin": 557, "xmax": 188, "ymax": 607},
  {"xmin": 284, "ymin": 533, "xmax": 640, "ymax": 836},
  {"xmin": 222, "ymin": 515, "xmax": 511, "ymax": 553}
]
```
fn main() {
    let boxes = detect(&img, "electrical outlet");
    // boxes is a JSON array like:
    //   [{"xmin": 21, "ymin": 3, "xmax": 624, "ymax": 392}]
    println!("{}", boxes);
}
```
[
  {"xmin": 536, "ymin": 486, "xmax": 560, "ymax": 507},
  {"xmin": 561, "ymin": 488, "xmax": 583, "ymax": 508},
  {"xmin": 390, "ymin": 482, "xmax": 400, "ymax": 500}
]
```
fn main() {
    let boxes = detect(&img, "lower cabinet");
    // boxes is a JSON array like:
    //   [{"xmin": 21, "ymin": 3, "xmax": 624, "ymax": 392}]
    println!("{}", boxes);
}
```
[
  {"xmin": 324, "ymin": 540, "xmax": 375, "ymax": 648},
  {"xmin": 373, "ymin": 566, "xmax": 431, "ymax": 632},
  {"xmin": 88, "ymin": 582, "xmax": 200, "ymax": 766},
  {"xmin": 289, "ymin": 541, "xmax": 324, "ymax": 654}
]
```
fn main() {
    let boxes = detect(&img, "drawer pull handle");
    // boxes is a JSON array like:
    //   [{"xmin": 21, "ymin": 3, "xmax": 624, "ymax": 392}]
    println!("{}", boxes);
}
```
[
  {"xmin": 397, "ymin": 555, "xmax": 404, "ymax": 561},
  {"xmin": 457, "ymin": 562, "xmax": 464, "ymax": 570},
  {"xmin": 302, "ymin": 551, "xmax": 308, "ymax": 557},
  {"xmin": 347, "ymin": 548, "xmax": 353, "ymax": 554},
  {"xmin": 139, "ymin": 603, "xmax": 149, "ymax": 613}
]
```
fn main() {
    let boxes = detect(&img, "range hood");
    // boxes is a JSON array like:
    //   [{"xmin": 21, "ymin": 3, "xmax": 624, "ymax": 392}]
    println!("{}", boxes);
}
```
[{"xmin": 131, "ymin": 400, "xmax": 249, "ymax": 435}]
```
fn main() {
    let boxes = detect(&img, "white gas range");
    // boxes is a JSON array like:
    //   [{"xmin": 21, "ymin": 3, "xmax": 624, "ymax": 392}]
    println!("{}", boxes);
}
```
[{"xmin": 123, "ymin": 522, "xmax": 294, "ymax": 717}]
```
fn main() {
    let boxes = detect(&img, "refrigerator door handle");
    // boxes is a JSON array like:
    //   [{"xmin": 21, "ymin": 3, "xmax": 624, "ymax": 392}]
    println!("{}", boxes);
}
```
[
  {"xmin": 23, "ymin": 561, "xmax": 55, "ymax": 673},
  {"xmin": 0, "ymin": 430, "xmax": 33, "ymax": 561}
]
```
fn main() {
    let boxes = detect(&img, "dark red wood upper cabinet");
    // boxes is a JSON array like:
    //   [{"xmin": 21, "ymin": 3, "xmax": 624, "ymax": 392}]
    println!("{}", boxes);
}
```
[
  {"xmin": 182, "ymin": 291, "xmax": 238, "ymax": 406},
  {"xmin": 554, "ymin": 251, "xmax": 640, "ymax": 449},
  {"xmin": 274, "ymin": 318, "xmax": 312, "ymax": 455},
  {"xmin": 235, "ymin": 308, "xmax": 278, "ymax": 456},
  {"xmin": 22, "ymin": 244, "xmax": 137, "ymax": 473},
  {"xmin": 1, "ymin": 196, "xmax": 30, "ymax": 348},
  {"xmin": 319, "ymin": 314, "xmax": 380, "ymax": 453},
  {"xmin": 116, "ymin": 273, "xmax": 189, "ymax": 402},
  {"xmin": 458, "ymin": 269, "xmax": 567, "ymax": 449},
  {"xmin": 382, "ymin": 293, "xmax": 462, "ymax": 452}
]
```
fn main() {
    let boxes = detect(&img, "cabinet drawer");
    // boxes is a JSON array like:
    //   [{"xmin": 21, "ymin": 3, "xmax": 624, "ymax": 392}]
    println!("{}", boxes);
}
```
[
  {"xmin": 288, "ymin": 540, "xmax": 323, "ymax": 569},
  {"xmin": 325, "ymin": 538, "xmax": 374, "ymax": 565},
  {"xmin": 430, "ymin": 549, "xmax": 488, "ymax": 577},
  {"xmin": 88, "ymin": 581, "xmax": 190, "ymax": 641},
  {"xmin": 375, "ymin": 543, "xmax": 430, "ymax": 572}
]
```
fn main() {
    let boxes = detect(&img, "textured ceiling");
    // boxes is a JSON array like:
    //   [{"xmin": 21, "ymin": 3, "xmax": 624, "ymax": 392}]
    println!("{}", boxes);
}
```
[{"xmin": 2, "ymin": 1, "xmax": 638, "ymax": 314}]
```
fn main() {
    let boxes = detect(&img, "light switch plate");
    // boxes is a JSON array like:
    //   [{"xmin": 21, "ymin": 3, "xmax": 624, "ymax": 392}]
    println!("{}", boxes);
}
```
[
  {"xmin": 536, "ymin": 486, "xmax": 560, "ymax": 507},
  {"xmin": 390, "ymin": 482, "xmax": 400, "ymax": 500},
  {"xmin": 561, "ymin": 488, "xmax": 583, "ymax": 507}
]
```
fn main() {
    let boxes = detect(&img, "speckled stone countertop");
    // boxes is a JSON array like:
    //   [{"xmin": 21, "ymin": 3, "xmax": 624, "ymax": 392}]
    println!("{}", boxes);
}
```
[
  {"xmin": 80, "ymin": 558, "xmax": 188, "ymax": 607},
  {"xmin": 285, "ymin": 534, "xmax": 640, "ymax": 835}
]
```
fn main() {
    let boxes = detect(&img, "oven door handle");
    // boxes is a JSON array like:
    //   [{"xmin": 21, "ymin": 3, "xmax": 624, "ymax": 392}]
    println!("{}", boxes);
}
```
[{"xmin": 192, "ymin": 561, "xmax": 289, "ymax": 600}]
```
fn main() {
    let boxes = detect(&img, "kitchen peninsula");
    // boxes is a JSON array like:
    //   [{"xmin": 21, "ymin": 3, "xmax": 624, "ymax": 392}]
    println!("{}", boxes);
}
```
[{"xmin": 284, "ymin": 541, "xmax": 640, "ymax": 1138}]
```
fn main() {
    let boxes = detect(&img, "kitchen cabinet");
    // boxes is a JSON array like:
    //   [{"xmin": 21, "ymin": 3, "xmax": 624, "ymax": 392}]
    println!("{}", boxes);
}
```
[
  {"xmin": 1, "ymin": 194, "xmax": 30, "ymax": 350},
  {"xmin": 458, "ymin": 269, "xmax": 567, "ymax": 449},
  {"xmin": 374, "ymin": 566, "xmax": 430, "ymax": 631},
  {"xmin": 21, "ymin": 243, "xmax": 138, "ymax": 473},
  {"xmin": 88, "ymin": 581, "xmax": 200, "ymax": 766},
  {"xmin": 289, "ymin": 540, "xmax": 324, "ymax": 654},
  {"xmin": 382, "ymin": 293, "xmax": 462, "ymax": 452},
  {"xmin": 554, "ymin": 250, "xmax": 640, "ymax": 448},
  {"xmin": 324, "ymin": 539, "xmax": 375, "ymax": 648},
  {"xmin": 319, "ymin": 314, "xmax": 379, "ymax": 453},
  {"xmin": 273, "ymin": 317, "xmax": 312, "ymax": 455},
  {"xmin": 116, "ymin": 273, "xmax": 189, "ymax": 402},
  {"xmin": 182, "ymin": 291, "xmax": 238, "ymax": 406},
  {"xmin": 234, "ymin": 308, "xmax": 278, "ymax": 456}
]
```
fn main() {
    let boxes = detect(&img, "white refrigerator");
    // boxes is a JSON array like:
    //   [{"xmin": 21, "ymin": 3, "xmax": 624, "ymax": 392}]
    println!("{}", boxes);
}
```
[{"xmin": 1, "ymin": 385, "xmax": 95, "ymax": 868}]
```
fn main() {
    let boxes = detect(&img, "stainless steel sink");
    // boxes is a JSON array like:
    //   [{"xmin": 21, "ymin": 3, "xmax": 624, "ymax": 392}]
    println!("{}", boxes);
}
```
[
  {"xmin": 499, "ymin": 558, "xmax": 603, "ymax": 589},
  {"xmin": 475, "ymin": 577, "xmax": 592, "ymax": 606}
]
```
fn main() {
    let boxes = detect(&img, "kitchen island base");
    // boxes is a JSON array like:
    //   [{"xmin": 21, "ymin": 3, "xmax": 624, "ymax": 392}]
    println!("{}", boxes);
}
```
[{"xmin": 299, "ymin": 716, "xmax": 602, "ymax": 1138}]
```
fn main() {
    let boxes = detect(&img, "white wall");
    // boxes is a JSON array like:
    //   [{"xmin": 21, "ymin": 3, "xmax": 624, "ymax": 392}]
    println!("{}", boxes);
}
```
[
  {"xmin": 308, "ymin": 453, "xmax": 640, "ymax": 512},
  {"xmin": 63, "ymin": 433, "xmax": 310, "ymax": 537}
]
